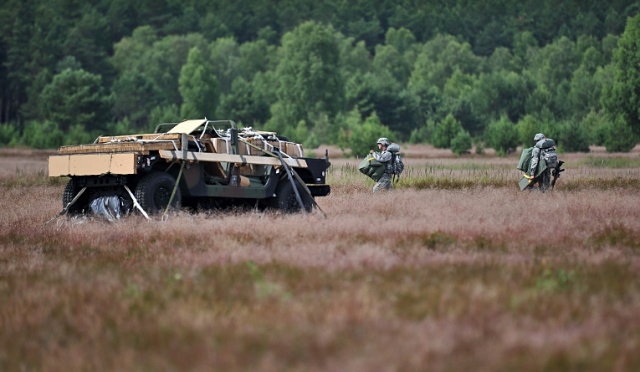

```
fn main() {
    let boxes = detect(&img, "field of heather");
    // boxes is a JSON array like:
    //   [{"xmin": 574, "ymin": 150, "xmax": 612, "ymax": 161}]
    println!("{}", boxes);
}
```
[{"xmin": 1, "ymin": 145, "xmax": 640, "ymax": 371}]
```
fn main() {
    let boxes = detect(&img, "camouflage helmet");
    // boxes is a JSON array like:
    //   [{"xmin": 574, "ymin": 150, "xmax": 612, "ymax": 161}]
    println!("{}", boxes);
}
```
[
  {"xmin": 377, "ymin": 137, "xmax": 390, "ymax": 146},
  {"xmin": 533, "ymin": 133, "xmax": 545, "ymax": 142}
]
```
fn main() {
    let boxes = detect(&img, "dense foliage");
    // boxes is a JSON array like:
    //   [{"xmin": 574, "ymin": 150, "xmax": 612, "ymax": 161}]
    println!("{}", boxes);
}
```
[{"xmin": 1, "ymin": 0, "xmax": 639, "ymax": 152}]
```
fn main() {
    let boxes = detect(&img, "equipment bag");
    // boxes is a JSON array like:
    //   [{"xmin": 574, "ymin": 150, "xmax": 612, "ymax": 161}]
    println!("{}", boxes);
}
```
[
  {"xmin": 517, "ymin": 147, "xmax": 533, "ymax": 172},
  {"xmin": 358, "ymin": 156, "xmax": 385, "ymax": 182}
]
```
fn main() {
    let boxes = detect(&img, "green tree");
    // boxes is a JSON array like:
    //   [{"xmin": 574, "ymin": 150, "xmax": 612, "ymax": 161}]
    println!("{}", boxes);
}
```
[
  {"xmin": 292, "ymin": 120, "xmax": 308, "ymax": 145},
  {"xmin": 149, "ymin": 104, "xmax": 180, "ymax": 132},
  {"xmin": 470, "ymin": 71, "xmax": 533, "ymax": 127},
  {"xmin": 217, "ymin": 77, "xmax": 270, "ymax": 127},
  {"xmin": 605, "ymin": 116, "xmax": 636, "ymax": 153},
  {"xmin": 65, "ymin": 124, "xmax": 96, "ymax": 145},
  {"xmin": 0, "ymin": 122, "xmax": 19, "ymax": 146},
  {"xmin": 112, "ymin": 70, "xmax": 161, "ymax": 128},
  {"xmin": 40, "ymin": 69, "xmax": 112, "ymax": 132},
  {"xmin": 342, "ymin": 111, "xmax": 392, "ymax": 157},
  {"xmin": 582, "ymin": 110, "xmax": 608, "ymax": 146},
  {"xmin": 179, "ymin": 47, "xmax": 219, "ymax": 119},
  {"xmin": 106, "ymin": 118, "xmax": 135, "ymax": 137},
  {"xmin": 484, "ymin": 116, "xmax": 519, "ymax": 156},
  {"xmin": 63, "ymin": 8, "xmax": 115, "ymax": 82},
  {"xmin": 22, "ymin": 120, "xmax": 64, "ymax": 149},
  {"xmin": 373, "ymin": 44, "xmax": 412, "ymax": 85},
  {"xmin": 209, "ymin": 37, "xmax": 241, "ymax": 96},
  {"xmin": 527, "ymin": 36, "xmax": 579, "ymax": 97},
  {"xmin": 432, "ymin": 113, "xmax": 463, "ymax": 149},
  {"xmin": 408, "ymin": 118, "xmax": 434, "ymax": 144},
  {"xmin": 112, "ymin": 31, "xmax": 209, "ymax": 109},
  {"xmin": 569, "ymin": 65, "xmax": 603, "ymax": 119},
  {"xmin": 516, "ymin": 115, "xmax": 541, "ymax": 147},
  {"xmin": 557, "ymin": 120, "xmax": 590, "ymax": 152},
  {"xmin": 603, "ymin": 13, "xmax": 640, "ymax": 142},
  {"xmin": 273, "ymin": 21, "xmax": 344, "ymax": 132},
  {"xmin": 385, "ymin": 27, "xmax": 417, "ymax": 55},
  {"xmin": 238, "ymin": 38, "xmax": 277, "ymax": 80},
  {"xmin": 346, "ymin": 70, "xmax": 420, "ymax": 140},
  {"xmin": 451, "ymin": 130, "xmax": 472, "ymax": 155},
  {"xmin": 111, "ymin": 26, "xmax": 158, "ymax": 73},
  {"xmin": 409, "ymin": 34, "xmax": 482, "ymax": 93}
]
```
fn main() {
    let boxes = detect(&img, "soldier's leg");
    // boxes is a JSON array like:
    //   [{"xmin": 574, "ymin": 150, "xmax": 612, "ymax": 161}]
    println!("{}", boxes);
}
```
[
  {"xmin": 540, "ymin": 170, "xmax": 551, "ymax": 191},
  {"xmin": 373, "ymin": 174, "xmax": 392, "ymax": 192},
  {"xmin": 373, "ymin": 181, "xmax": 382, "ymax": 192}
]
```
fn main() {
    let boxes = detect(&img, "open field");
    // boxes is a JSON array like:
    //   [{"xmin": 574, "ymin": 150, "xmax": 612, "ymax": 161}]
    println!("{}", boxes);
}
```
[{"xmin": 1, "ymin": 145, "xmax": 640, "ymax": 371}]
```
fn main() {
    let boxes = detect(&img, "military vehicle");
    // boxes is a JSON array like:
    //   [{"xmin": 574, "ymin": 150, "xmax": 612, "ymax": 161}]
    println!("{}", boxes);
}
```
[{"xmin": 48, "ymin": 119, "xmax": 331, "ymax": 218}]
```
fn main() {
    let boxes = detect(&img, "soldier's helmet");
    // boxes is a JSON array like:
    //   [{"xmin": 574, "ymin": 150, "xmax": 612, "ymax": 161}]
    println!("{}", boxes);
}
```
[
  {"xmin": 533, "ymin": 133, "xmax": 545, "ymax": 142},
  {"xmin": 377, "ymin": 137, "xmax": 390, "ymax": 146}
]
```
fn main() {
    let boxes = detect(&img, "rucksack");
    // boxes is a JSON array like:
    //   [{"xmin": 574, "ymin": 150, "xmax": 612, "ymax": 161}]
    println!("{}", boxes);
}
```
[
  {"xmin": 387, "ymin": 143, "xmax": 404, "ymax": 180},
  {"xmin": 541, "ymin": 147, "xmax": 558, "ymax": 168}
]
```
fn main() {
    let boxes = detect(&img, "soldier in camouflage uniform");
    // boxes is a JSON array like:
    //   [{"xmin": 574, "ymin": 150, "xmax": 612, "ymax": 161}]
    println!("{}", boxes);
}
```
[
  {"xmin": 371, "ymin": 137, "xmax": 393, "ymax": 192},
  {"xmin": 525, "ymin": 133, "xmax": 553, "ymax": 191}
]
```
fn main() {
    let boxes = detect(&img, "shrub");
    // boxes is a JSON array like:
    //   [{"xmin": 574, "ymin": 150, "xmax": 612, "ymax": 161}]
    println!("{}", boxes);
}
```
[
  {"xmin": 558, "ymin": 120, "xmax": 590, "ymax": 152},
  {"xmin": 484, "ymin": 116, "xmax": 519, "ymax": 156},
  {"xmin": 149, "ymin": 104, "xmax": 180, "ymax": 132},
  {"xmin": 582, "ymin": 110, "xmax": 608, "ymax": 146},
  {"xmin": 432, "ymin": 113, "xmax": 462, "ymax": 148},
  {"xmin": 65, "ymin": 124, "xmax": 96, "ymax": 145},
  {"xmin": 22, "ymin": 120, "xmax": 64, "ymax": 149},
  {"xmin": 605, "ymin": 116, "xmax": 636, "ymax": 152},
  {"xmin": 516, "ymin": 115, "xmax": 540, "ymax": 147},
  {"xmin": 346, "ymin": 112, "xmax": 393, "ymax": 157},
  {"xmin": 0, "ymin": 123, "xmax": 20, "ymax": 146},
  {"xmin": 106, "ymin": 118, "xmax": 136, "ymax": 136},
  {"xmin": 451, "ymin": 130, "xmax": 472, "ymax": 155}
]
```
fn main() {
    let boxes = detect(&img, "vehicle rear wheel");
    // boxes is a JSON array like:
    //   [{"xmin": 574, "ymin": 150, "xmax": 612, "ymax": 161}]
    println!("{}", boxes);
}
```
[
  {"xmin": 271, "ymin": 179, "xmax": 313, "ymax": 213},
  {"xmin": 134, "ymin": 172, "xmax": 181, "ymax": 213},
  {"xmin": 62, "ymin": 180, "xmax": 90, "ymax": 214}
]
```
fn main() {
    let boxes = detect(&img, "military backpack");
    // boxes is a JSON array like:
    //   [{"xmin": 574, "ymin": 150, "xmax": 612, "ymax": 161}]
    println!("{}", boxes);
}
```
[{"xmin": 387, "ymin": 143, "xmax": 405, "ymax": 180}]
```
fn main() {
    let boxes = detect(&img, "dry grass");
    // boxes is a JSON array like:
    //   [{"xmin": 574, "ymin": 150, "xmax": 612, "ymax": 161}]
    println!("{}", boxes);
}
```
[{"xmin": 1, "ymin": 146, "xmax": 640, "ymax": 371}]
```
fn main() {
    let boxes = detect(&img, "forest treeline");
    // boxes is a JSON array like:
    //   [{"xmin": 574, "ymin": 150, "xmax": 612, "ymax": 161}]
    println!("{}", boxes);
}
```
[{"xmin": 1, "ymin": 0, "xmax": 639, "ymax": 154}]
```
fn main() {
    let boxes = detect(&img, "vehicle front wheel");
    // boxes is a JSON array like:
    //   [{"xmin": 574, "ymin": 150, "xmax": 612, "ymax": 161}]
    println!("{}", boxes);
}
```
[
  {"xmin": 270, "ymin": 179, "xmax": 313, "ymax": 213},
  {"xmin": 134, "ymin": 172, "xmax": 181, "ymax": 213}
]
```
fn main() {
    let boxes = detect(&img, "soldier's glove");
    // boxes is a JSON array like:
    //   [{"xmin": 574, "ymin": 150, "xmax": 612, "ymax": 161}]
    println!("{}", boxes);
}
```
[{"xmin": 523, "ymin": 174, "xmax": 534, "ymax": 184}]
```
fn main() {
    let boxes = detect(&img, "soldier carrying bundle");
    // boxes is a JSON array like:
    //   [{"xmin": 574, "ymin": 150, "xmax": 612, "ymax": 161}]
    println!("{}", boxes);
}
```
[
  {"xmin": 358, "ymin": 137, "xmax": 404, "ymax": 192},
  {"xmin": 517, "ymin": 133, "xmax": 564, "ymax": 191}
]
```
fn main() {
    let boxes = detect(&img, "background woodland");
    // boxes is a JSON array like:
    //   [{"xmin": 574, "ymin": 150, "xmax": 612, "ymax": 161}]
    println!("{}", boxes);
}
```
[{"xmin": 1, "ymin": 0, "xmax": 640, "ymax": 155}]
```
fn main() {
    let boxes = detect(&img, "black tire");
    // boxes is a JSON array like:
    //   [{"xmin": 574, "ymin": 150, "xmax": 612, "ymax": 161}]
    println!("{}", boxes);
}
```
[
  {"xmin": 134, "ymin": 172, "xmax": 182, "ymax": 213},
  {"xmin": 62, "ymin": 180, "xmax": 90, "ymax": 214},
  {"xmin": 271, "ymin": 179, "xmax": 313, "ymax": 213}
]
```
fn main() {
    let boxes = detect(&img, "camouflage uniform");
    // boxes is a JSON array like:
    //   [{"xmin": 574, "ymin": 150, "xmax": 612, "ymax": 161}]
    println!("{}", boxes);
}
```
[
  {"xmin": 528, "ymin": 133, "xmax": 552, "ymax": 191},
  {"xmin": 372, "ymin": 149, "xmax": 393, "ymax": 192}
]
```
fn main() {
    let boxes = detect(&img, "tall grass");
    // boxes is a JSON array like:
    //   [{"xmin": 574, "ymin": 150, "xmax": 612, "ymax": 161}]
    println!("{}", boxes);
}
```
[
  {"xmin": 329, "ymin": 157, "xmax": 640, "ymax": 191},
  {"xmin": 1, "ymin": 150, "xmax": 640, "ymax": 371}
]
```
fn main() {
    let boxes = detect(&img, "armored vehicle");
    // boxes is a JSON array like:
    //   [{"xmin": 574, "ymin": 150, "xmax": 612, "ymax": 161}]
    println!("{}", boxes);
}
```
[{"xmin": 48, "ymin": 119, "xmax": 331, "ymax": 218}]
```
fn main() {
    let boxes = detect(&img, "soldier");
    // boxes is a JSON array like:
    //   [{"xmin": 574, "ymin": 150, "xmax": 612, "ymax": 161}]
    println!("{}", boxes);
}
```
[
  {"xmin": 370, "ymin": 137, "xmax": 393, "ymax": 192},
  {"xmin": 524, "ymin": 133, "xmax": 557, "ymax": 191}
]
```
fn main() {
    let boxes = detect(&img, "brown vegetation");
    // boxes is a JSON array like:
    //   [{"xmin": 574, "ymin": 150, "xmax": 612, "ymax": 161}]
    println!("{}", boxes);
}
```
[{"xmin": 1, "ymin": 147, "xmax": 640, "ymax": 371}]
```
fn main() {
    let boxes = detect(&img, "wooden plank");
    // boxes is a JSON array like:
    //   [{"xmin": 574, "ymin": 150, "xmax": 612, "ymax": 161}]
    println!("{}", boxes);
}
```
[{"xmin": 58, "ymin": 142, "xmax": 176, "ymax": 154}]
